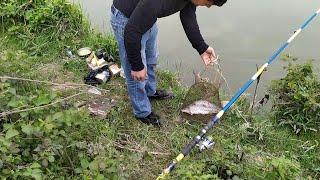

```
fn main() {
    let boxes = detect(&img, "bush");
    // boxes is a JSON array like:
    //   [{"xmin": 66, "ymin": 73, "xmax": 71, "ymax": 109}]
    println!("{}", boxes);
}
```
[
  {"xmin": 0, "ymin": 81, "xmax": 121, "ymax": 179},
  {"xmin": 269, "ymin": 54, "xmax": 320, "ymax": 133},
  {"xmin": 0, "ymin": 0, "xmax": 86, "ymax": 56},
  {"xmin": 0, "ymin": 0, "xmax": 119, "ymax": 62},
  {"xmin": 0, "ymin": 0, "xmax": 84, "ymax": 34},
  {"xmin": 0, "ymin": 1, "xmax": 121, "ymax": 178}
]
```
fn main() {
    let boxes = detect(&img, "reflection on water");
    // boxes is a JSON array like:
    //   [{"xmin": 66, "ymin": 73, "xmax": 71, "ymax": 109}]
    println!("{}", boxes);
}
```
[{"xmin": 72, "ymin": 0, "xmax": 320, "ymax": 96}]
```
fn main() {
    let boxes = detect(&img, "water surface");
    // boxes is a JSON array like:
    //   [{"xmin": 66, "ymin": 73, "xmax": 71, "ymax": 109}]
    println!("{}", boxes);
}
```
[{"xmin": 72, "ymin": 0, "xmax": 320, "ymax": 96}]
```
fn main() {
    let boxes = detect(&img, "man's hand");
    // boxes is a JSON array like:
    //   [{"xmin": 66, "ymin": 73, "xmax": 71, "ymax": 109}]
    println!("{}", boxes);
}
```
[
  {"xmin": 131, "ymin": 68, "xmax": 147, "ymax": 81},
  {"xmin": 201, "ymin": 46, "xmax": 217, "ymax": 66}
]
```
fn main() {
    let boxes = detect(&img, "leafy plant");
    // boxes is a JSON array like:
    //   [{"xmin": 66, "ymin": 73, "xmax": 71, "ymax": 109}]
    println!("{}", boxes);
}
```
[
  {"xmin": 270, "ymin": 54, "xmax": 320, "ymax": 133},
  {"xmin": 0, "ymin": 0, "xmax": 119, "ymax": 61},
  {"xmin": 265, "ymin": 156, "xmax": 302, "ymax": 180},
  {"xmin": 0, "ymin": 82, "xmax": 121, "ymax": 179},
  {"xmin": 0, "ymin": 0, "xmax": 83, "ymax": 34}
]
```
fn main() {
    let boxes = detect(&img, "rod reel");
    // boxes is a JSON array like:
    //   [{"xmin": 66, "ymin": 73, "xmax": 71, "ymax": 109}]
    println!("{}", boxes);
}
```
[{"xmin": 197, "ymin": 136, "xmax": 215, "ymax": 152}]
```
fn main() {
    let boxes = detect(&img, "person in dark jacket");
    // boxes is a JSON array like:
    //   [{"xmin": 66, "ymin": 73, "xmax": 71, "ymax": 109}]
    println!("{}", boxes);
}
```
[{"xmin": 110, "ymin": 0, "xmax": 228, "ymax": 126}]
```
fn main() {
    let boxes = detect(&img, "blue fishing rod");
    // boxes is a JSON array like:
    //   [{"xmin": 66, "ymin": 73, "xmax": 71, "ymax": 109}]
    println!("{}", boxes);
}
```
[{"xmin": 157, "ymin": 7, "xmax": 320, "ymax": 179}]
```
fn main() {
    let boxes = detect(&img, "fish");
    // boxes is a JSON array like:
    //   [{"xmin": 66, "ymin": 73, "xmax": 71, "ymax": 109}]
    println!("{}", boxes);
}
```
[{"xmin": 181, "ymin": 100, "xmax": 222, "ymax": 115}]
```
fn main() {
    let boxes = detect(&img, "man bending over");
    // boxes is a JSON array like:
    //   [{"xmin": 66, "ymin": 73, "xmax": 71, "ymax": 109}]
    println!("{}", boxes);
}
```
[{"xmin": 110, "ymin": 0, "xmax": 228, "ymax": 126}]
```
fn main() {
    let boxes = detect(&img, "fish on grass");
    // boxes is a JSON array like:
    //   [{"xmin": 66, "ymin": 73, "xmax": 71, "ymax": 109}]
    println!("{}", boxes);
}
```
[{"xmin": 182, "ymin": 100, "xmax": 222, "ymax": 115}]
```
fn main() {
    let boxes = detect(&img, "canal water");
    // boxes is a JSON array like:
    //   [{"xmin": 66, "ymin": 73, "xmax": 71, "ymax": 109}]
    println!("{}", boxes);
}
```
[{"xmin": 72, "ymin": 0, "xmax": 320, "ymax": 97}]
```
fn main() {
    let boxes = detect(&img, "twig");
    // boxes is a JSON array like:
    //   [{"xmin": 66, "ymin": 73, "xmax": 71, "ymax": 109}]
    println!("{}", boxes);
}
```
[
  {"xmin": 1, "ymin": 16, "xmax": 4, "ymax": 34},
  {"xmin": 63, "ymin": 148, "xmax": 75, "ymax": 171},
  {"xmin": 0, "ymin": 76, "xmax": 109, "ymax": 93},
  {"xmin": 211, "ymin": 56, "xmax": 248, "ymax": 122},
  {"xmin": 57, "ymin": 149, "xmax": 75, "ymax": 173},
  {"xmin": 150, "ymin": 139, "xmax": 168, "ymax": 152},
  {"xmin": 0, "ymin": 92, "xmax": 85, "ymax": 117},
  {"xmin": 6, "ymin": 104, "xmax": 29, "ymax": 113},
  {"xmin": 249, "ymin": 65, "xmax": 261, "ymax": 119},
  {"xmin": 114, "ymin": 142, "xmax": 170, "ymax": 156}
]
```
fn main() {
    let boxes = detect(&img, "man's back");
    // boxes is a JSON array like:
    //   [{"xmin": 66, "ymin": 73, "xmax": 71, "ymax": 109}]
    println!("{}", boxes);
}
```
[
  {"xmin": 112, "ymin": 0, "xmax": 139, "ymax": 18},
  {"xmin": 113, "ymin": 0, "xmax": 188, "ymax": 18}
]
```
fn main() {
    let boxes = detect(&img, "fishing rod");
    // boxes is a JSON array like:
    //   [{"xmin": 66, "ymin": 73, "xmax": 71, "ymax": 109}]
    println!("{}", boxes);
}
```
[{"xmin": 157, "ymin": 7, "xmax": 320, "ymax": 179}]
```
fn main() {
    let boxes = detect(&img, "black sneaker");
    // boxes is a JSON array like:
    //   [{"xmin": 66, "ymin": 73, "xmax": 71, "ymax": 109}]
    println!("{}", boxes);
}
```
[
  {"xmin": 148, "ymin": 90, "xmax": 174, "ymax": 100},
  {"xmin": 136, "ymin": 112, "xmax": 162, "ymax": 127}
]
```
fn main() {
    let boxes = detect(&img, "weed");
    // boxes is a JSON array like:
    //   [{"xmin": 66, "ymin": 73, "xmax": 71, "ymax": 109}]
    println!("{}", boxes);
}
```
[{"xmin": 270, "ymin": 54, "xmax": 320, "ymax": 133}]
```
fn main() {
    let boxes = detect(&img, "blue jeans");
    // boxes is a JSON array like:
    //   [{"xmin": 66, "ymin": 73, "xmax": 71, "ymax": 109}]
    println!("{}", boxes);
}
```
[{"xmin": 110, "ymin": 5, "xmax": 159, "ymax": 118}]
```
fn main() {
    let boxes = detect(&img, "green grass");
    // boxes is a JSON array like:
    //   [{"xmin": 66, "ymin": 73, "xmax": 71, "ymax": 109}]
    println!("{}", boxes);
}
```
[
  {"xmin": 1, "ymin": 31, "xmax": 319, "ymax": 179},
  {"xmin": 0, "ymin": 1, "xmax": 319, "ymax": 179}
]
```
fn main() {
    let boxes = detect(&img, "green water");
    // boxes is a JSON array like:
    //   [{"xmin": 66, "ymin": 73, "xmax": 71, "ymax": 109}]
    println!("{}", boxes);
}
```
[{"xmin": 72, "ymin": 0, "xmax": 320, "ymax": 97}]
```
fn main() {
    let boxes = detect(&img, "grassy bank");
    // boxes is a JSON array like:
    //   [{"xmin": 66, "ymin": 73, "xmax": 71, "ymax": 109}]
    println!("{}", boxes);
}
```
[{"xmin": 0, "ymin": 1, "xmax": 319, "ymax": 179}]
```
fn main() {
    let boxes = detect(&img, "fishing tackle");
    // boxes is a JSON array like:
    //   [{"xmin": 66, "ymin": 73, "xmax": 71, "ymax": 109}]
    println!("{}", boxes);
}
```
[
  {"xmin": 84, "ymin": 65, "xmax": 111, "ymax": 85},
  {"xmin": 66, "ymin": 46, "xmax": 75, "ymax": 58},
  {"xmin": 157, "ymin": 7, "xmax": 320, "ymax": 179},
  {"xmin": 198, "ymin": 136, "xmax": 215, "ymax": 152}
]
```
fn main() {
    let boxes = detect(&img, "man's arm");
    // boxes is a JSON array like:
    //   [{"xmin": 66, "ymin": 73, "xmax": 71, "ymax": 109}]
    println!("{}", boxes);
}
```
[
  {"xmin": 124, "ymin": 0, "xmax": 158, "ymax": 72},
  {"xmin": 180, "ymin": 3, "xmax": 209, "ymax": 55}
]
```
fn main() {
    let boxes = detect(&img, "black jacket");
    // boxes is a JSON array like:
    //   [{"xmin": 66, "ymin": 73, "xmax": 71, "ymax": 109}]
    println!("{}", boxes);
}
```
[{"xmin": 113, "ymin": 0, "xmax": 208, "ymax": 71}]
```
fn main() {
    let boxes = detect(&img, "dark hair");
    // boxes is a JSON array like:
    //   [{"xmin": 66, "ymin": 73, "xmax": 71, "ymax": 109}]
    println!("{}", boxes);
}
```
[{"xmin": 214, "ymin": 0, "xmax": 227, "ymax": 7}]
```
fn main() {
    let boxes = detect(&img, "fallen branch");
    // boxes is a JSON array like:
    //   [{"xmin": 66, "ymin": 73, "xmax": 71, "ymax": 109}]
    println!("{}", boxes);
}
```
[
  {"xmin": 114, "ymin": 142, "xmax": 170, "ymax": 156},
  {"xmin": 0, "ymin": 92, "xmax": 85, "ymax": 118},
  {"xmin": 0, "ymin": 76, "xmax": 109, "ymax": 93}
]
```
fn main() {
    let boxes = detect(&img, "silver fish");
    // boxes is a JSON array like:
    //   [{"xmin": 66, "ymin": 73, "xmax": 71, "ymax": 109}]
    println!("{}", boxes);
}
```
[{"xmin": 181, "ymin": 100, "xmax": 221, "ymax": 115}]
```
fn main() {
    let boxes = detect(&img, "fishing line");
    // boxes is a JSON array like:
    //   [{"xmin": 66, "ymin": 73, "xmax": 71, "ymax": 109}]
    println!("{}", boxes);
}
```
[{"xmin": 211, "ymin": 55, "xmax": 248, "ymax": 121}]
